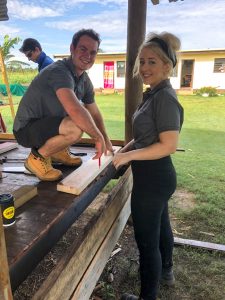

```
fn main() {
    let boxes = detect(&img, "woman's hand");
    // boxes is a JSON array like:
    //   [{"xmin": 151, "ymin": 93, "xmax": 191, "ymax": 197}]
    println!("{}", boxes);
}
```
[{"xmin": 112, "ymin": 152, "xmax": 131, "ymax": 169}]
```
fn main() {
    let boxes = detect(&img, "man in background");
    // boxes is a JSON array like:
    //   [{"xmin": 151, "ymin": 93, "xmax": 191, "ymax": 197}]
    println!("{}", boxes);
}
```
[
  {"xmin": 19, "ymin": 38, "xmax": 53, "ymax": 72},
  {"xmin": 13, "ymin": 29, "xmax": 113, "ymax": 181}
]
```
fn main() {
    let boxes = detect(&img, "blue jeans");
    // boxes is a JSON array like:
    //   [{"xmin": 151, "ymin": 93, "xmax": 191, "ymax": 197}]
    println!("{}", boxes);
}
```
[{"xmin": 131, "ymin": 156, "xmax": 176, "ymax": 300}]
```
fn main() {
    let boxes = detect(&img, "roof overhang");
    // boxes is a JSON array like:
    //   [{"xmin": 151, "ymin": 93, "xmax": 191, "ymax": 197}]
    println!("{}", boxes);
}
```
[{"xmin": 0, "ymin": 0, "xmax": 9, "ymax": 21}]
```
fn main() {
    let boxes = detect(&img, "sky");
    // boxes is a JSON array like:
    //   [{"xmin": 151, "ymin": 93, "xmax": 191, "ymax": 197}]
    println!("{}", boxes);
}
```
[{"xmin": 1, "ymin": 0, "xmax": 225, "ymax": 66}]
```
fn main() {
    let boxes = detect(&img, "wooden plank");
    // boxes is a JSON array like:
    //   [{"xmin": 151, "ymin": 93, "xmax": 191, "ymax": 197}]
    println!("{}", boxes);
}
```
[
  {"xmin": 72, "ymin": 196, "xmax": 131, "ymax": 300},
  {"xmin": 57, "ymin": 146, "xmax": 121, "ymax": 195},
  {"xmin": 0, "ymin": 133, "xmax": 15, "ymax": 140},
  {"xmin": 32, "ymin": 167, "xmax": 132, "ymax": 300},
  {"xmin": 0, "ymin": 142, "xmax": 18, "ymax": 154},
  {"xmin": 174, "ymin": 237, "xmax": 225, "ymax": 252},
  {"xmin": 12, "ymin": 185, "xmax": 38, "ymax": 209},
  {"xmin": 76, "ymin": 138, "xmax": 124, "ymax": 147},
  {"xmin": 0, "ymin": 211, "xmax": 13, "ymax": 300}
]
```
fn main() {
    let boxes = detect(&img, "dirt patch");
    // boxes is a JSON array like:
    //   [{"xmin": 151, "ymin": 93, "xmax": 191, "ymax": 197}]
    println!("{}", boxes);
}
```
[{"xmin": 171, "ymin": 189, "xmax": 196, "ymax": 211}]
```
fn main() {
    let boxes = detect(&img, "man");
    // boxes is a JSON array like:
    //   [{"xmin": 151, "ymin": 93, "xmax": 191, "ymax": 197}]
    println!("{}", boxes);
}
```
[
  {"xmin": 19, "ymin": 38, "xmax": 53, "ymax": 72},
  {"xmin": 13, "ymin": 29, "xmax": 113, "ymax": 181}
]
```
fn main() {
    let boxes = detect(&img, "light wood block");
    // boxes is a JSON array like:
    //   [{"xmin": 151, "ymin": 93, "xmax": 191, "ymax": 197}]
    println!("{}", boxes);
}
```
[
  {"xmin": 57, "ymin": 146, "xmax": 121, "ymax": 195},
  {"xmin": 0, "ymin": 142, "xmax": 18, "ymax": 154},
  {"xmin": 12, "ymin": 185, "xmax": 38, "ymax": 209}
]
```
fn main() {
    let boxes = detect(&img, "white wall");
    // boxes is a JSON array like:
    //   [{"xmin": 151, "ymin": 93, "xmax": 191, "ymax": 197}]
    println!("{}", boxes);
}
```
[
  {"xmin": 193, "ymin": 59, "xmax": 225, "ymax": 89},
  {"xmin": 88, "ymin": 64, "xmax": 104, "ymax": 89},
  {"xmin": 86, "ymin": 55, "xmax": 225, "ymax": 91}
]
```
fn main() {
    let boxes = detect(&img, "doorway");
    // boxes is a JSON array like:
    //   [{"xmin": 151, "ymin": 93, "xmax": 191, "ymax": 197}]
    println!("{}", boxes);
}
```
[
  {"xmin": 103, "ymin": 61, "xmax": 114, "ymax": 89},
  {"xmin": 181, "ymin": 60, "xmax": 194, "ymax": 88}
]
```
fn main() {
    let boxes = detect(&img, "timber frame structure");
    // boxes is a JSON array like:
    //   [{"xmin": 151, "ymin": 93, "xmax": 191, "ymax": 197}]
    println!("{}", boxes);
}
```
[{"xmin": 0, "ymin": 1, "xmax": 186, "ymax": 299}]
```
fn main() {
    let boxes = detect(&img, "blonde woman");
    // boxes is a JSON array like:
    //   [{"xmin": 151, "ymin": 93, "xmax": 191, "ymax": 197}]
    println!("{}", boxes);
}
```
[{"xmin": 113, "ymin": 32, "xmax": 183, "ymax": 300}]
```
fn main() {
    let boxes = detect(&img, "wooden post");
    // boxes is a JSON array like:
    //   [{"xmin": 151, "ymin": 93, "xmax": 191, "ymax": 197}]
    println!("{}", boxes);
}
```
[
  {"xmin": 0, "ymin": 47, "xmax": 15, "ymax": 119},
  {"xmin": 0, "ymin": 209, "xmax": 13, "ymax": 300},
  {"xmin": 125, "ymin": 0, "xmax": 147, "ymax": 143}
]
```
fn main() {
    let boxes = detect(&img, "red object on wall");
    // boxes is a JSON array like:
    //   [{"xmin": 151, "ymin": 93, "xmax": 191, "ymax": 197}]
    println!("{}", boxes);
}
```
[
  {"xmin": 0, "ymin": 113, "xmax": 6, "ymax": 132},
  {"xmin": 104, "ymin": 61, "xmax": 114, "ymax": 89}
]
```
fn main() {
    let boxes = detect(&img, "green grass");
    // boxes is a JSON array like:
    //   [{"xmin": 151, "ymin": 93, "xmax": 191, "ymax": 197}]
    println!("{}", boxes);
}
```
[
  {"xmin": 171, "ymin": 94, "xmax": 225, "ymax": 244},
  {"xmin": 0, "ymin": 69, "xmax": 38, "ymax": 84}
]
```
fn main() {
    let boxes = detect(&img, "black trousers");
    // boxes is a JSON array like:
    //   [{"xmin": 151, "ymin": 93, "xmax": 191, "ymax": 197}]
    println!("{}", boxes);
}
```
[{"xmin": 131, "ymin": 156, "xmax": 176, "ymax": 300}]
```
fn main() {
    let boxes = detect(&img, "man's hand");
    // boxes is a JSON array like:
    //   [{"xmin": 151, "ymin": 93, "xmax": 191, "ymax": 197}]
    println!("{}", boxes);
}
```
[
  {"xmin": 92, "ymin": 135, "xmax": 106, "ymax": 160},
  {"xmin": 104, "ymin": 136, "xmax": 114, "ymax": 155}
]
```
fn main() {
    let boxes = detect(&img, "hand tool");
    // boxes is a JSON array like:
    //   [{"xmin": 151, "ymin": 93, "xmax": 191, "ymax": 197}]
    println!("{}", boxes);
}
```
[
  {"xmin": 0, "ymin": 156, "xmax": 25, "ymax": 163},
  {"xmin": 70, "ymin": 152, "xmax": 87, "ymax": 156}
]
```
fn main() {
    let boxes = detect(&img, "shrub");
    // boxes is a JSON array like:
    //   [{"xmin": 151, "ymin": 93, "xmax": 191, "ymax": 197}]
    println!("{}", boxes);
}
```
[{"xmin": 196, "ymin": 86, "xmax": 218, "ymax": 97}]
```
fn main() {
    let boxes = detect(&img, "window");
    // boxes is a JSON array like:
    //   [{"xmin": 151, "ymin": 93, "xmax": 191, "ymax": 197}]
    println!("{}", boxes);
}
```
[
  {"xmin": 171, "ymin": 65, "xmax": 178, "ymax": 77},
  {"xmin": 117, "ymin": 61, "xmax": 125, "ymax": 77},
  {"xmin": 214, "ymin": 58, "xmax": 225, "ymax": 73}
]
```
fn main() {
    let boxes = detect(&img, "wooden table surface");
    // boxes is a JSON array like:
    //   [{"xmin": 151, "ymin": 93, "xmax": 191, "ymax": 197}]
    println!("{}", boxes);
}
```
[{"xmin": 0, "ymin": 145, "xmax": 116, "ymax": 291}]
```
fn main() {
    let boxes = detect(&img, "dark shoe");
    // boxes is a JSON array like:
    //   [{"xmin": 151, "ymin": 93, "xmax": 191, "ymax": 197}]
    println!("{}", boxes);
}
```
[
  {"xmin": 120, "ymin": 293, "xmax": 141, "ymax": 300},
  {"xmin": 160, "ymin": 267, "xmax": 175, "ymax": 287}
]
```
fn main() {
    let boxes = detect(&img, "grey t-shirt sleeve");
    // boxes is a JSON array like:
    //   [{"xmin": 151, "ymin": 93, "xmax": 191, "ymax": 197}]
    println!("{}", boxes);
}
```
[
  {"xmin": 47, "ymin": 66, "xmax": 75, "ymax": 92},
  {"xmin": 154, "ymin": 91, "xmax": 182, "ymax": 133}
]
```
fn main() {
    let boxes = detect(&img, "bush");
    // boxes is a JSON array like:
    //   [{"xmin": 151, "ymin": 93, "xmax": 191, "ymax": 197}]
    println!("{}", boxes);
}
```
[{"xmin": 196, "ymin": 86, "xmax": 218, "ymax": 97}]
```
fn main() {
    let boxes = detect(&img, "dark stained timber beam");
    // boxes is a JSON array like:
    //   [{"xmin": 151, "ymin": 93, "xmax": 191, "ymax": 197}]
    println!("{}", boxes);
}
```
[
  {"xmin": 125, "ymin": 0, "xmax": 147, "ymax": 143},
  {"xmin": 9, "ymin": 163, "xmax": 119, "ymax": 291}
]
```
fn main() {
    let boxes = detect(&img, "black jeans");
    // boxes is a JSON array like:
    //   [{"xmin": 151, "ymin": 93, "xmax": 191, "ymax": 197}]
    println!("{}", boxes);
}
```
[{"xmin": 131, "ymin": 156, "xmax": 176, "ymax": 300}]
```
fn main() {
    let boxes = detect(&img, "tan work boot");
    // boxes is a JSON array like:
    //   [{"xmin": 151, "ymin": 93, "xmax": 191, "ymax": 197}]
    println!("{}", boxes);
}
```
[
  {"xmin": 25, "ymin": 152, "xmax": 62, "ymax": 181},
  {"xmin": 51, "ymin": 148, "xmax": 82, "ymax": 166}
]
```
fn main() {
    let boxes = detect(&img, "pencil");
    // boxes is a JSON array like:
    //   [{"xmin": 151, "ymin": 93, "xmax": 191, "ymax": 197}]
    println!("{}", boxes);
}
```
[{"xmin": 98, "ymin": 157, "xmax": 101, "ymax": 168}]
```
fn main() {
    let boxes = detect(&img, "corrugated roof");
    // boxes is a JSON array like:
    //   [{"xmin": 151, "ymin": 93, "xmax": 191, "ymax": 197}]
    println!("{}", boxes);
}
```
[{"xmin": 0, "ymin": 0, "xmax": 9, "ymax": 21}]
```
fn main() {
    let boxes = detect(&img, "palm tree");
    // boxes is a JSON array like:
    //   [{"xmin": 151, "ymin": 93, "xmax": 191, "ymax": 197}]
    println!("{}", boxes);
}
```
[{"xmin": 0, "ymin": 34, "xmax": 29, "ymax": 70}]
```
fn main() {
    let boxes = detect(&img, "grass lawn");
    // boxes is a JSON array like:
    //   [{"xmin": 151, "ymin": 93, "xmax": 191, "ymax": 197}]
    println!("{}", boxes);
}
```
[{"xmin": 1, "ymin": 93, "xmax": 225, "ymax": 299}]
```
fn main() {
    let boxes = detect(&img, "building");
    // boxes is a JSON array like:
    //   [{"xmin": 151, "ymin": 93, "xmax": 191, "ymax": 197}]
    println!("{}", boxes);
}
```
[{"xmin": 54, "ymin": 48, "xmax": 225, "ymax": 93}]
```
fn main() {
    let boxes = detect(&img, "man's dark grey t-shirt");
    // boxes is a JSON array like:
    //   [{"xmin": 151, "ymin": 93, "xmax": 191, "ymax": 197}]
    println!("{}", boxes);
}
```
[
  {"xmin": 132, "ymin": 79, "xmax": 184, "ymax": 149},
  {"xmin": 13, "ymin": 58, "xmax": 95, "ymax": 132}
]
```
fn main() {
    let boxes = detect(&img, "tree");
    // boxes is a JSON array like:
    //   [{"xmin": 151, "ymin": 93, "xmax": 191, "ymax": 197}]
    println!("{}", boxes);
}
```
[{"xmin": 0, "ymin": 34, "xmax": 29, "ymax": 70}]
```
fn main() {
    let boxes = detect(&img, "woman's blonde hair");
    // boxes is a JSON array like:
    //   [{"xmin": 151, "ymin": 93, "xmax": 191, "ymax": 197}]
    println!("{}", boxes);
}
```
[{"xmin": 133, "ymin": 32, "xmax": 181, "ymax": 77}]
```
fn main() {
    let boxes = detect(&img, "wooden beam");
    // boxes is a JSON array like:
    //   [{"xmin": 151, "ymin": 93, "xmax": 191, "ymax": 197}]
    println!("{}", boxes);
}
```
[
  {"xmin": 57, "ymin": 146, "xmax": 121, "ymax": 195},
  {"xmin": 125, "ymin": 0, "xmax": 147, "ymax": 143},
  {"xmin": 76, "ymin": 138, "xmax": 124, "ymax": 147},
  {"xmin": 33, "ymin": 168, "xmax": 132, "ymax": 300},
  {"xmin": 0, "ymin": 133, "xmax": 15, "ymax": 140},
  {"xmin": 72, "ymin": 196, "xmax": 131, "ymax": 300},
  {"xmin": 0, "ymin": 142, "xmax": 18, "ymax": 154},
  {"xmin": 0, "ymin": 211, "xmax": 13, "ymax": 300},
  {"xmin": 174, "ymin": 237, "xmax": 225, "ymax": 252},
  {"xmin": 12, "ymin": 185, "xmax": 38, "ymax": 209}
]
